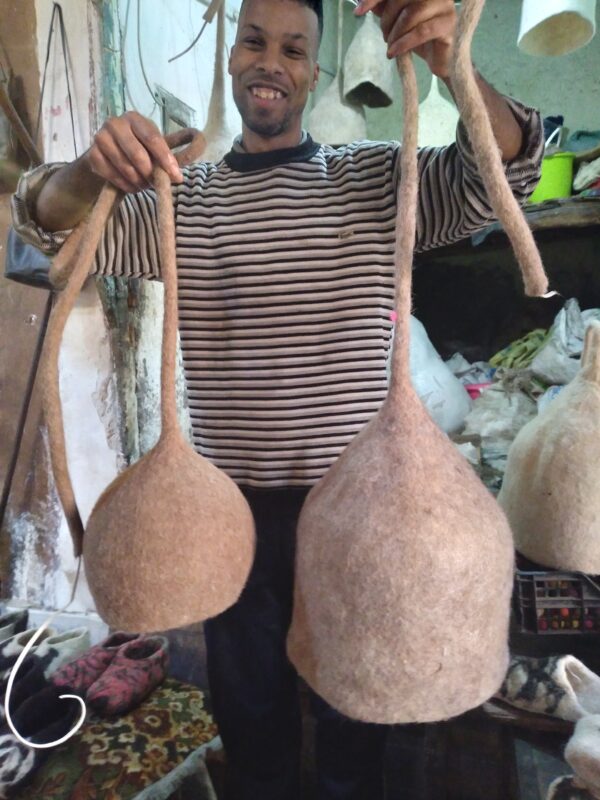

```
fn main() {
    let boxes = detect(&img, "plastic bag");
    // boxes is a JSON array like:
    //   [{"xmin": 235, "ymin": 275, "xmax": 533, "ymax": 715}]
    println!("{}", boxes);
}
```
[
  {"xmin": 462, "ymin": 384, "xmax": 537, "ymax": 445},
  {"xmin": 530, "ymin": 299, "xmax": 600, "ymax": 385},
  {"xmin": 388, "ymin": 316, "xmax": 472, "ymax": 433},
  {"xmin": 4, "ymin": 227, "xmax": 53, "ymax": 289}
]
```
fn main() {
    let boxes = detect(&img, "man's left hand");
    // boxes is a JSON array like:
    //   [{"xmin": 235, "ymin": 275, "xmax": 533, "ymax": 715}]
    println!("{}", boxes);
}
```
[{"xmin": 354, "ymin": 0, "xmax": 457, "ymax": 79}]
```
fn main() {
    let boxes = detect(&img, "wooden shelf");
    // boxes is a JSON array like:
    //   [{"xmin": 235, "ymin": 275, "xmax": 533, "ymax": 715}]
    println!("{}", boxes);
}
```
[{"xmin": 471, "ymin": 197, "xmax": 600, "ymax": 246}]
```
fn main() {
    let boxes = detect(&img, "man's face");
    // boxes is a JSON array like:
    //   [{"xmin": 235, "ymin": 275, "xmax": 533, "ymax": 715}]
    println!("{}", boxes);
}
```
[{"xmin": 229, "ymin": 0, "xmax": 320, "ymax": 140}]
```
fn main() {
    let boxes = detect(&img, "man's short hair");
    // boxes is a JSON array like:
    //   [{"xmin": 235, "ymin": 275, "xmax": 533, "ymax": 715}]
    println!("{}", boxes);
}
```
[{"xmin": 240, "ymin": 0, "xmax": 324, "ymax": 42}]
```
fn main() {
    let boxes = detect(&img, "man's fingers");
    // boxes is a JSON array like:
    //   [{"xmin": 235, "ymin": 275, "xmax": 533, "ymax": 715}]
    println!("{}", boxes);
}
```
[
  {"xmin": 379, "ymin": 0, "xmax": 452, "ymax": 42},
  {"xmin": 86, "ymin": 147, "xmax": 143, "ymax": 194},
  {"xmin": 354, "ymin": 0, "xmax": 388, "ymax": 17},
  {"xmin": 387, "ymin": 12, "xmax": 455, "ymax": 57},
  {"xmin": 129, "ymin": 115, "xmax": 184, "ymax": 183},
  {"xmin": 103, "ymin": 117, "xmax": 154, "ymax": 182},
  {"xmin": 92, "ymin": 129, "xmax": 150, "ymax": 190}
]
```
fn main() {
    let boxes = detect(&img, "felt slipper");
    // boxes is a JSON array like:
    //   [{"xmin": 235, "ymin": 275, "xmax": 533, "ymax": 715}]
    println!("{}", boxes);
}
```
[
  {"xmin": 565, "ymin": 715, "xmax": 600, "ymax": 799},
  {"xmin": 547, "ymin": 775, "xmax": 599, "ymax": 800},
  {"xmin": 0, "ymin": 655, "xmax": 50, "ymax": 724},
  {"xmin": 0, "ymin": 628, "xmax": 56, "ymax": 679},
  {"xmin": 51, "ymin": 631, "xmax": 140, "ymax": 695},
  {"xmin": 34, "ymin": 627, "xmax": 91, "ymax": 678},
  {"xmin": 0, "ymin": 685, "xmax": 80, "ymax": 797},
  {"xmin": 498, "ymin": 655, "xmax": 600, "ymax": 721},
  {"xmin": 0, "ymin": 611, "xmax": 28, "ymax": 646},
  {"xmin": 86, "ymin": 635, "xmax": 169, "ymax": 717}
]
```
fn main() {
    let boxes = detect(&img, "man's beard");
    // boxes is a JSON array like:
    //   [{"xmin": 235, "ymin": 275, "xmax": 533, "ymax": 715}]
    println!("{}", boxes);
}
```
[{"xmin": 235, "ymin": 91, "xmax": 293, "ymax": 138}]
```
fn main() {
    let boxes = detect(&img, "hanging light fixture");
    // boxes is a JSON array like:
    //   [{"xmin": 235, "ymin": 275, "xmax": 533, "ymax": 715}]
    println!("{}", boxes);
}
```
[{"xmin": 518, "ymin": 0, "xmax": 597, "ymax": 56}]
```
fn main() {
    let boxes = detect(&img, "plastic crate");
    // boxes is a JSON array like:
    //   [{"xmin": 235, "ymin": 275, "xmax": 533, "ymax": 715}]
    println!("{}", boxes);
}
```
[{"xmin": 514, "ymin": 570, "xmax": 600, "ymax": 635}]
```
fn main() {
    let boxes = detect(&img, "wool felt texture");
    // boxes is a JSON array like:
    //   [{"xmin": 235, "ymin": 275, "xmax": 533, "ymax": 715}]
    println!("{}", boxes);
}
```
[
  {"xmin": 43, "ymin": 130, "xmax": 256, "ymax": 632},
  {"xmin": 498, "ymin": 655, "xmax": 600, "ymax": 722},
  {"xmin": 201, "ymin": 3, "xmax": 233, "ymax": 163},
  {"xmin": 0, "ymin": 628, "xmax": 57, "ymax": 677},
  {"xmin": 499, "ymin": 320, "xmax": 600, "ymax": 572},
  {"xmin": 308, "ymin": 0, "xmax": 366, "ymax": 145},
  {"xmin": 0, "ymin": 656, "xmax": 50, "ymax": 725},
  {"xmin": 34, "ymin": 627, "xmax": 91, "ymax": 678},
  {"xmin": 0, "ymin": 686, "xmax": 81, "ymax": 798},
  {"xmin": 287, "ymin": 0, "xmax": 549, "ymax": 725},
  {"xmin": 565, "ymin": 715, "xmax": 600, "ymax": 800},
  {"xmin": 85, "ymin": 635, "xmax": 169, "ymax": 717},
  {"xmin": 343, "ymin": 11, "xmax": 395, "ymax": 108},
  {"xmin": 0, "ymin": 613, "xmax": 27, "ymax": 647},
  {"xmin": 51, "ymin": 631, "xmax": 140, "ymax": 694}
]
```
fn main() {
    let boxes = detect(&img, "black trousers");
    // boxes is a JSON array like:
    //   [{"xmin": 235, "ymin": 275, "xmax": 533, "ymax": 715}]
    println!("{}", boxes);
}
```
[{"xmin": 204, "ymin": 487, "xmax": 389, "ymax": 800}]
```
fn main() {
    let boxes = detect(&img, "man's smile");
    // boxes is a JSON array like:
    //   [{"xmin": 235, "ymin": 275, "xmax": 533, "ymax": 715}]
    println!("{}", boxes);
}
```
[{"xmin": 248, "ymin": 83, "xmax": 288, "ymax": 106}]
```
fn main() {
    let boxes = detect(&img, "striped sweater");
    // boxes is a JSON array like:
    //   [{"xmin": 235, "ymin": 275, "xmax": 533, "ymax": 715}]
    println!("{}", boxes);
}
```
[{"xmin": 13, "ymin": 99, "xmax": 543, "ymax": 487}]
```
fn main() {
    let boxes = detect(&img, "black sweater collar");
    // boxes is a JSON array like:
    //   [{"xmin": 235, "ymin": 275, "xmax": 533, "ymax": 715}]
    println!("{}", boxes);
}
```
[{"xmin": 224, "ymin": 135, "xmax": 320, "ymax": 172}]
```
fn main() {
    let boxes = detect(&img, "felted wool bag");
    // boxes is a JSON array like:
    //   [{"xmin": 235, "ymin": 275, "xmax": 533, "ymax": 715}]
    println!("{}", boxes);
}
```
[
  {"xmin": 287, "ymin": 0, "xmax": 549, "ymax": 724},
  {"xmin": 499, "ymin": 320, "xmax": 600, "ymax": 572},
  {"xmin": 42, "ymin": 131, "xmax": 255, "ymax": 633}
]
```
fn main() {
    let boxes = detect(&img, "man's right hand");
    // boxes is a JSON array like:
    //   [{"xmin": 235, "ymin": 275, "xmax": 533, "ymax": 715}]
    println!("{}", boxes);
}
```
[
  {"xmin": 84, "ymin": 111, "xmax": 184, "ymax": 193},
  {"xmin": 34, "ymin": 112, "xmax": 184, "ymax": 233}
]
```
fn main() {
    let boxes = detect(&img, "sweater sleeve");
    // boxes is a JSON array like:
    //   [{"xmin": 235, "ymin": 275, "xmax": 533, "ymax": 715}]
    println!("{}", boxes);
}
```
[
  {"xmin": 407, "ymin": 96, "xmax": 544, "ymax": 253},
  {"xmin": 10, "ymin": 162, "xmax": 162, "ymax": 280}
]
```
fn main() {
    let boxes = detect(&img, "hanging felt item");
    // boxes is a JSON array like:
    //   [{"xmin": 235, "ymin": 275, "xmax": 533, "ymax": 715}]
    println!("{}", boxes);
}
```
[
  {"xmin": 343, "ymin": 12, "xmax": 395, "ymax": 108},
  {"xmin": 201, "ymin": 3, "xmax": 235, "ymax": 163},
  {"xmin": 418, "ymin": 76, "xmax": 460, "ymax": 147},
  {"xmin": 309, "ymin": 0, "xmax": 366, "ymax": 145},
  {"xmin": 42, "ymin": 129, "xmax": 255, "ymax": 633},
  {"xmin": 499, "ymin": 320, "xmax": 600, "ymax": 573},
  {"xmin": 287, "ymin": 0, "xmax": 549, "ymax": 725}
]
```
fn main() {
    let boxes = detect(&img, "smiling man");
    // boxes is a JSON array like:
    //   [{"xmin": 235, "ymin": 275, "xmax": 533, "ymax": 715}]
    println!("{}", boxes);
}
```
[
  {"xmin": 230, "ymin": 0, "xmax": 320, "ymax": 148},
  {"xmin": 12, "ymin": 1, "xmax": 544, "ymax": 798}
]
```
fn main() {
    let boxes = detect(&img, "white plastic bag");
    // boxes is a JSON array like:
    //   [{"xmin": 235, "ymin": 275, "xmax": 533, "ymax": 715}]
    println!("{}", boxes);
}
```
[
  {"xmin": 531, "ymin": 298, "xmax": 600, "ymax": 385},
  {"xmin": 462, "ymin": 385, "xmax": 537, "ymax": 444},
  {"xmin": 388, "ymin": 316, "xmax": 472, "ymax": 433}
]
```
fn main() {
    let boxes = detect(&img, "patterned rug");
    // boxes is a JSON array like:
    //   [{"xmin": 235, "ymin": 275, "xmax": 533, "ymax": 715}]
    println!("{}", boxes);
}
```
[{"xmin": 13, "ymin": 678, "xmax": 218, "ymax": 799}]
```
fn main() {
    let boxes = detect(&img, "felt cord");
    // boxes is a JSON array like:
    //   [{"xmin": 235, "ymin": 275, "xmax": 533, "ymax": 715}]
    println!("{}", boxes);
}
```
[
  {"xmin": 204, "ymin": 2, "xmax": 227, "ymax": 139},
  {"xmin": 42, "ymin": 128, "xmax": 206, "ymax": 557},
  {"xmin": 449, "ymin": 0, "xmax": 548, "ymax": 298},
  {"xmin": 42, "ymin": 186, "xmax": 121, "ymax": 557},
  {"xmin": 388, "ymin": 52, "xmax": 419, "ymax": 400},
  {"xmin": 154, "ymin": 167, "xmax": 180, "ymax": 439}
]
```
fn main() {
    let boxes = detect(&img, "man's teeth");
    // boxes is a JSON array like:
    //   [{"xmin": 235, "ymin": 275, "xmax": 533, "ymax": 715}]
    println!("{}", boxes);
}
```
[{"xmin": 251, "ymin": 87, "xmax": 283, "ymax": 100}]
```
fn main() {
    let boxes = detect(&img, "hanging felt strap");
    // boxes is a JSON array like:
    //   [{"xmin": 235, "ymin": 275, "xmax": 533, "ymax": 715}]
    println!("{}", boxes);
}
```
[{"xmin": 42, "ymin": 128, "xmax": 206, "ymax": 556}]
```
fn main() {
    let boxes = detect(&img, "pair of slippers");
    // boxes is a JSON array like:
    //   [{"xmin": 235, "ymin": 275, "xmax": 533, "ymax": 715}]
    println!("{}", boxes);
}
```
[
  {"xmin": 51, "ymin": 631, "xmax": 169, "ymax": 717},
  {"xmin": 0, "ymin": 631, "xmax": 169, "ymax": 797},
  {"xmin": 496, "ymin": 655, "xmax": 600, "ymax": 799}
]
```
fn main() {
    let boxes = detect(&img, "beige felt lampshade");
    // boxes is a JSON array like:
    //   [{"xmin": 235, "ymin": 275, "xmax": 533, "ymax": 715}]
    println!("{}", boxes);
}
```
[
  {"xmin": 418, "ymin": 76, "xmax": 459, "ymax": 147},
  {"xmin": 518, "ymin": 0, "xmax": 597, "ymax": 56},
  {"xmin": 309, "ymin": 0, "xmax": 366, "ymax": 144},
  {"xmin": 343, "ymin": 12, "xmax": 395, "ymax": 108}
]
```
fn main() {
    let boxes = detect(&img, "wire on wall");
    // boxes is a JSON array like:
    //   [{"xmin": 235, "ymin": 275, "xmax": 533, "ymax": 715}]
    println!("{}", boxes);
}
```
[
  {"xmin": 136, "ymin": 0, "xmax": 164, "ymax": 110},
  {"xmin": 35, "ymin": 3, "xmax": 78, "ymax": 159}
]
